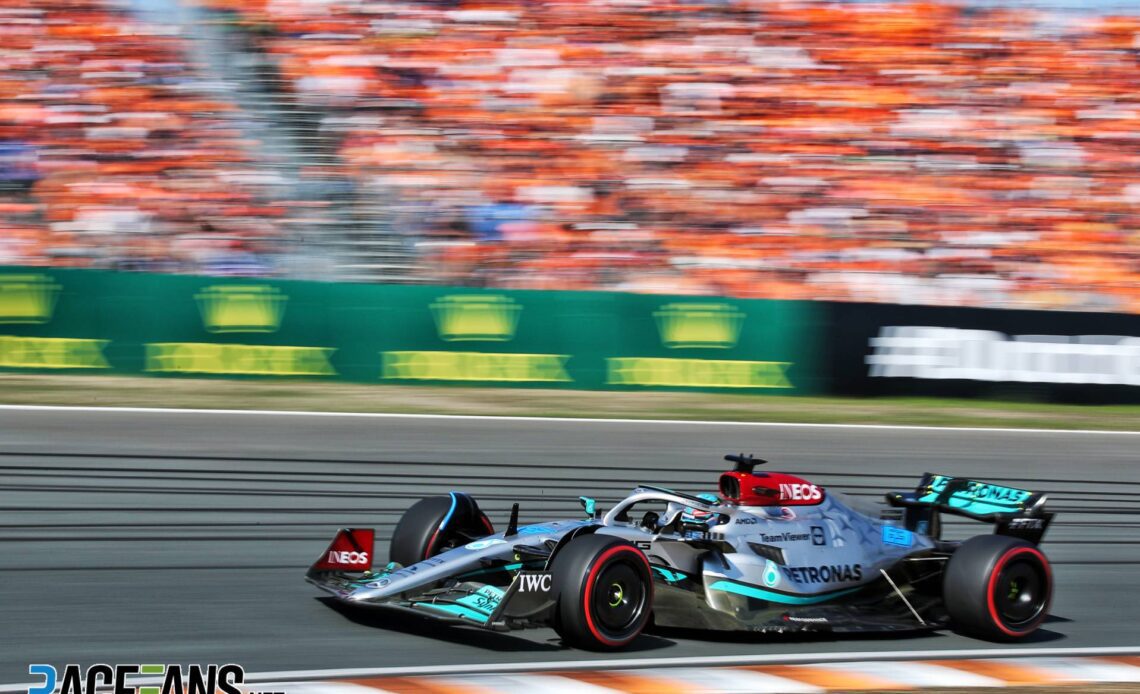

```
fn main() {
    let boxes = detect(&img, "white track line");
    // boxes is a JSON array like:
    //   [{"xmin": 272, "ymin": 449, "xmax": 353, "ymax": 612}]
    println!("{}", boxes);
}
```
[
  {"xmin": 7, "ymin": 646, "xmax": 1138, "ymax": 690},
  {"xmin": 0, "ymin": 404, "xmax": 1135, "ymax": 435}
]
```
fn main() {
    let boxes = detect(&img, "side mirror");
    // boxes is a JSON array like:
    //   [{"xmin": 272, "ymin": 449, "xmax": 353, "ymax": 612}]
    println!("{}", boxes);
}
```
[{"xmin": 579, "ymin": 496, "xmax": 598, "ymax": 519}]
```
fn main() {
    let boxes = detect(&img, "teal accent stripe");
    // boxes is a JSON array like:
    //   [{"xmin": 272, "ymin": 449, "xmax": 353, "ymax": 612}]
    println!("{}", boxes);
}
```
[
  {"xmin": 440, "ymin": 493, "xmax": 459, "ymax": 529},
  {"xmin": 455, "ymin": 586, "xmax": 506, "ymax": 615},
  {"xmin": 709, "ymin": 580, "xmax": 859, "ymax": 605},
  {"xmin": 413, "ymin": 602, "xmax": 490, "ymax": 623},
  {"xmin": 652, "ymin": 566, "xmax": 689, "ymax": 583}
]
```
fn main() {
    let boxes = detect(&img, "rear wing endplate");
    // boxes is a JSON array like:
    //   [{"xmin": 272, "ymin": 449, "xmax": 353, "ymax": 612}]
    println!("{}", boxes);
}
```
[{"xmin": 886, "ymin": 473, "xmax": 1053, "ymax": 544}]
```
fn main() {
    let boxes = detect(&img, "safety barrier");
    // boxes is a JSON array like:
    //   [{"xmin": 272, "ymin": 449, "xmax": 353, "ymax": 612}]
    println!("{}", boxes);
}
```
[
  {"xmin": 0, "ymin": 268, "xmax": 823, "ymax": 393},
  {"xmin": 1, "ymin": 267, "xmax": 1137, "ymax": 401}
]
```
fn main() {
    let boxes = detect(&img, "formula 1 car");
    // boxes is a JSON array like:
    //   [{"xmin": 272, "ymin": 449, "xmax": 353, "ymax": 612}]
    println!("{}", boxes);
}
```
[{"xmin": 306, "ymin": 454, "xmax": 1054, "ymax": 650}]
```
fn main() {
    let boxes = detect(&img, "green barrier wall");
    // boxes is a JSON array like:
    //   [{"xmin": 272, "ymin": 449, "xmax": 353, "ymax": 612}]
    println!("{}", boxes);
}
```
[{"xmin": 0, "ymin": 268, "xmax": 824, "ymax": 393}]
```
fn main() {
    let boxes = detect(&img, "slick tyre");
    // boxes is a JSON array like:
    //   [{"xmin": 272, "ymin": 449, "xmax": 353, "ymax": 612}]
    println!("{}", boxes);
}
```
[
  {"xmin": 389, "ymin": 494, "xmax": 494, "ymax": 566},
  {"xmin": 943, "ymin": 535, "xmax": 1052, "ymax": 641},
  {"xmin": 551, "ymin": 534, "xmax": 652, "ymax": 651}
]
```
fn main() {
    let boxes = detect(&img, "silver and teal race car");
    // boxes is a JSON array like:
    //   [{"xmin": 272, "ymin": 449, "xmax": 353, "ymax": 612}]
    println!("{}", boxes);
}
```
[{"xmin": 306, "ymin": 454, "xmax": 1054, "ymax": 650}]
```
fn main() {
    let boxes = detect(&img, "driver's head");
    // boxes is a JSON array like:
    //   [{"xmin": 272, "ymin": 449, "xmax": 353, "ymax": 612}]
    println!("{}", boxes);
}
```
[{"xmin": 680, "ymin": 492, "xmax": 721, "ymax": 526}]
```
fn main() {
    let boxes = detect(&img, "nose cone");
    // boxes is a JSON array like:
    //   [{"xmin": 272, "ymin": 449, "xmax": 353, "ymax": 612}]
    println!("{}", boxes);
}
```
[{"xmin": 345, "ymin": 577, "xmax": 399, "ymax": 602}]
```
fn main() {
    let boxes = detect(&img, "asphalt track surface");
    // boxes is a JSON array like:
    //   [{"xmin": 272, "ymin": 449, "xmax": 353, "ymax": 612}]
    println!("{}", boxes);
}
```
[{"xmin": 1, "ymin": 408, "xmax": 1138, "ymax": 683}]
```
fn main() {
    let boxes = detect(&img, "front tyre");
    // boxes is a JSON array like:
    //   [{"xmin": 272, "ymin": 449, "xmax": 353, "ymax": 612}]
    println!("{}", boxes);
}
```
[
  {"xmin": 551, "ymin": 534, "xmax": 652, "ymax": 651},
  {"xmin": 389, "ymin": 493, "xmax": 493, "ymax": 566},
  {"xmin": 943, "ymin": 535, "xmax": 1052, "ymax": 640}
]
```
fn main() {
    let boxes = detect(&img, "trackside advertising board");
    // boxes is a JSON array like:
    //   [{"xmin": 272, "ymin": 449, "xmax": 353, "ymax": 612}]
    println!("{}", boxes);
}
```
[
  {"xmin": 827, "ymin": 302, "xmax": 1140, "ymax": 404},
  {"xmin": 0, "ymin": 268, "xmax": 824, "ymax": 394}
]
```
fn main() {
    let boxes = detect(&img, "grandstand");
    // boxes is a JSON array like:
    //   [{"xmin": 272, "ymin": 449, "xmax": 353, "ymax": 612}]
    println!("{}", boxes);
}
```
[
  {"xmin": 0, "ymin": 0, "xmax": 300, "ymax": 274},
  {"xmin": 2, "ymin": 0, "xmax": 1138, "ymax": 312}
]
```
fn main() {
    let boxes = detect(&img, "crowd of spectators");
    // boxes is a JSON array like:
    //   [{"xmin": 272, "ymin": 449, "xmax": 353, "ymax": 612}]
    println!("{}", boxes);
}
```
[
  {"xmin": 0, "ymin": 0, "xmax": 285, "ymax": 275},
  {"xmin": 209, "ymin": 0, "xmax": 1140, "ymax": 312},
  {"xmin": 3, "ymin": 0, "xmax": 1139, "ymax": 312}
]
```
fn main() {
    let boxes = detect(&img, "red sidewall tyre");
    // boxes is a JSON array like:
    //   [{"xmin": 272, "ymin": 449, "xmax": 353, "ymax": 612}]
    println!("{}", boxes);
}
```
[
  {"xmin": 551, "ymin": 534, "xmax": 653, "ymax": 650},
  {"xmin": 944, "ymin": 535, "xmax": 1052, "ymax": 641}
]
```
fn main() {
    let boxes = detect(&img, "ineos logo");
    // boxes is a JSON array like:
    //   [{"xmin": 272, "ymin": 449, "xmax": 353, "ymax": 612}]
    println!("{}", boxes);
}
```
[
  {"xmin": 518, "ymin": 574, "xmax": 553, "ymax": 592},
  {"xmin": 779, "ymin": 483, "xmax": 821, "ymax": 501},
  {"xmin": 327, "ymin": 550, "xmax": 369, "ymax": 565}
]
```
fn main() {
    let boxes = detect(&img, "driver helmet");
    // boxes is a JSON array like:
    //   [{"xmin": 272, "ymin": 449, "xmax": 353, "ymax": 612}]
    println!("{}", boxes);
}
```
[{"xmin": 680, "ymin": 493, "xmax": 721, "ymax": 526}]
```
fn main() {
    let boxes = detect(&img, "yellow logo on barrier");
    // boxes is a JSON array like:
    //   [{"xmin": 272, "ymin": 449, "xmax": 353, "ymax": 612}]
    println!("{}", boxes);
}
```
[
  {"xmin": 0, "ymin": 336, "xmax": 109, "ymax": 369},
  {"xmin": 654, "ymin": 303, "xmax": 744, "ymax": 349},
  {"xmin": 605, "ymin": 302, "xmax": 794, "ymax": 388},
  {"xmin": 383, "ymin": 351, "xmax": 570, "ymax": 382},
  {"xmin": 383, "ymin": 295, "xmax": 567, "ymax": 382},
  {"xmin": 430, "ymin": 295, "xmax": 521, "ymax": 342},
  {"xmin": 0, "ymin": 274, "xmax": 61, "ymax": 324},
  {"xmin": 146, "ymin": 343, "xmax": 336, "ymax": 376},
  {"xmin": 196, "ymin": 285, "xmax": 287, "ymax": 334},
  {"xmin": 607, "ymin": 357, "xmax": 792, "ymax": 389}
]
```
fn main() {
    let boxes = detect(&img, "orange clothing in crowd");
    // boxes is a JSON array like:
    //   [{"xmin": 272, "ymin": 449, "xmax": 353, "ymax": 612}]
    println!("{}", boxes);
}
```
[{"xmin": 5, "ymin": 0, "xmax": 1139, "ymax": 311}]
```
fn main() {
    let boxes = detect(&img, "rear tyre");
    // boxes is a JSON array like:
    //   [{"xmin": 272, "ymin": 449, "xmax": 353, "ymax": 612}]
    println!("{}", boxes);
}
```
[
  {"xmin": 943, "ymin": 535, "xmax": 1052, "ymax": 641},
  {"xmin": 389, "ymin": 494, "xmax": 494, "ymax": 566},
  {"xmin": 551, "ymin": 534, "xmax": 652, "ymax": 651}
]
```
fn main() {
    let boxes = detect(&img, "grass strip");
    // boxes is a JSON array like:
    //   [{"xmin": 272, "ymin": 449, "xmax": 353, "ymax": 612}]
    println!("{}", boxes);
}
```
[{"xmin": 0, "ymin": 374, "xmax": 1136, "ymax": 431}]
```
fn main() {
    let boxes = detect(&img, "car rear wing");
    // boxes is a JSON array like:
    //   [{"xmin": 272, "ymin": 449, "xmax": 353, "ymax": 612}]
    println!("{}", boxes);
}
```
[{"xmin": 886, "ymin": 473, "xmax": 1053, "ymax": 544}]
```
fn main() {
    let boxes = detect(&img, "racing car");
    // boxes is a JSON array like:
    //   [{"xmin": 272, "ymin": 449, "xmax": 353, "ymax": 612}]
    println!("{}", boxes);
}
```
[{"xmin": 306, "ymin": 454, "xmax": 1054, "ymax": 650}]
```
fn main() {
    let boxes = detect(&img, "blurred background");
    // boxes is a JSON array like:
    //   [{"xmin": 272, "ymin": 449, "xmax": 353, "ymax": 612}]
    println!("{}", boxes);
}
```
[
  {"xmin": 2, "ymin": 4, "xmax": 1140, "ymax": 682},
  {"xmin": 1, "ymin": 0, "xmax": 1138, "ymax": 312}
]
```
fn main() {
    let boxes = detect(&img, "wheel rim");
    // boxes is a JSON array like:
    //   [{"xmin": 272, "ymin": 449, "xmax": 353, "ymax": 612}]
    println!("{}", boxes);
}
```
[
  {"xmin": 608, "ymin": 582, "xmax": 625, "ymax": 607},
  {"xmin": 592, "ymin": 560, "xmax": 647, "ymax": 634},
  {"xmin": 995, "ymin": 559, "xmax": 1047, "ymax": 627}
]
